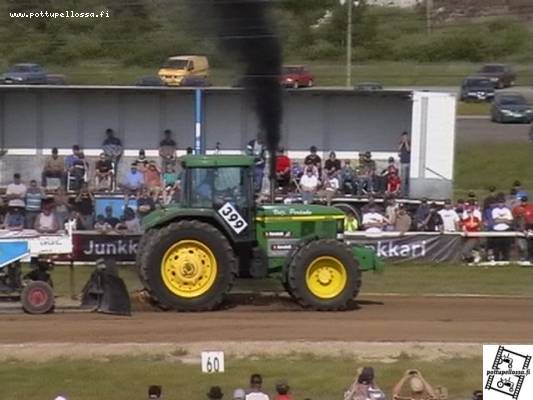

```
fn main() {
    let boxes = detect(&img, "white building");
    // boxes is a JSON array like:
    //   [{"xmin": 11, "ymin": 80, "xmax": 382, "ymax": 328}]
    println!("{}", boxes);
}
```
[{"xmin": 366, "ymin": 0, "xmax": 422, "ymax": 7}]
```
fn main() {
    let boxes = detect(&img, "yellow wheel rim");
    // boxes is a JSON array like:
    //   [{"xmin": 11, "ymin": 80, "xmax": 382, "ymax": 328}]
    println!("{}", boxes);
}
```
[
  {"xmin": 161, "ymin": 240, "xmax": 217, "ymax": 298},
  {"xmin": 305, "ymin": 256, "xmax": 347, "ymax": 299}
]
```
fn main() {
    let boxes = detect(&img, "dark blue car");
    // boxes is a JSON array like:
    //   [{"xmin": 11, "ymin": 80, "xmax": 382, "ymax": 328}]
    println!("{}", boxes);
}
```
[{"xmin": 0, "ymin": 63, "xmax": 48, "ymax": 84}]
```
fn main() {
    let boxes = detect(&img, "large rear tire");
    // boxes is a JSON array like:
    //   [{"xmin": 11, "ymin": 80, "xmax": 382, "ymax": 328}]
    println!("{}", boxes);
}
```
[
  {"xmin": 21, "ymin": 281, "xmax": 55, "ymax": 314},
  {"xmin": 139, "ymin": 220, "xmax": 236, "ymax": 311},
  {"xmin": 287, "ymin": 239, "xmax": 361, "ymax": 310}
]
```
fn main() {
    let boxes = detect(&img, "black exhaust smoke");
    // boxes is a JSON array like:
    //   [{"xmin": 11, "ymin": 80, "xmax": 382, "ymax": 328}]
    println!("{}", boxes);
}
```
[{"xmin": 210, "ymin": 0, "xmax": 282, "ymax": 192}]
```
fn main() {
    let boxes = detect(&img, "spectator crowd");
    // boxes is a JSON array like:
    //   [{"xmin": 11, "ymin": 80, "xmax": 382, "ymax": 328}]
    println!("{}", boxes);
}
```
[
  {"xmin": 78, "ymin": 368, "xmax": 483, "ymax": 400},
  {"xmin": 1, "ymin": 129, "xmax": 532, "ymax": 262},
  {"xmin": 1, "ymin": 128, "xmax": 183, "ymax": 234}
]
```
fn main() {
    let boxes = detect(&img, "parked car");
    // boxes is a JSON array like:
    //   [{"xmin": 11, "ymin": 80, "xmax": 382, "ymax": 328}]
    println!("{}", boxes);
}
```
[
  {"xmin": 136, "ymin": 76, "xmax": 165, "ymax": 87},
  {"xmin": 490, "ymin": 93, "xmax": 533, "ymax": 123},
  {"xmin": 180, "ymin": 75, "xmax": 210, "ymax": 87},
  {"xmin": 476, "ymin": 64, "xmax": 515, "ymax": 89},
  {"xmin": 0, "ymin": 63, "xmax": 66, "ymax": 85},
  {"xmin": 158, "ymin": 55, "xmax": 209, "ymax": 87},
  {"xmin": 281, "ymin": 65, "xmax": 314, "ymax": 88},
  {"xmin": 459, "ymin": 76, "xmax": 495, "ymax": 102},
  {"xmin": 354, "ymin": 82, "xmax": 383, "ymax": 91},
  {"xmin": 0, "ymin": 63, "xmax": 47, "ymax": 84}
]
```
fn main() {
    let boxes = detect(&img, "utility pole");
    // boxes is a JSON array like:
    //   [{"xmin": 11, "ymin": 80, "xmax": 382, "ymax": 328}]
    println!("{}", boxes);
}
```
[
  {"xmin": 426, "ymin": 0, "xmax": 433, "ymax": 35},
  {"xmin": 346, "ymin": 0, "xmax": 353, "ymax": 87}
]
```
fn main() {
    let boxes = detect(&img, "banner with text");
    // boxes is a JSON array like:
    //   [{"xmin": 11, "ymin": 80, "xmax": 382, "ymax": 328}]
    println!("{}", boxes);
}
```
[
  {"xmin": 72, "ymin": 232, "xmax": 141, "ymax": 262},
  {"xmin": 344, "ymin": 233, "xmax": 463, "ymax": 263}
]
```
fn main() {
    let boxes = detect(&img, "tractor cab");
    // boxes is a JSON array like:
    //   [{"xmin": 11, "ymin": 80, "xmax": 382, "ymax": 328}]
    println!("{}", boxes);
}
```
[{"xmin": 177, "ymin": 155, "xmax": 256, "ymax": 241}]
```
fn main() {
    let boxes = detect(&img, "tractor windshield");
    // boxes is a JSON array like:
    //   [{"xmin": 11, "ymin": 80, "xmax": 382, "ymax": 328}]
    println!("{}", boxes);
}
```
[{"xmin": 189, "ymin": 167, "xmax": 251, "ymax": 214}]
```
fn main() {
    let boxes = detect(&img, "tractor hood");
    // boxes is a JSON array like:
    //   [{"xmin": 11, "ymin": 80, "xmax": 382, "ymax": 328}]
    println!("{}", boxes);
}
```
[
  {"xmin": 256, "ymin": 204, "xmax": 344, "ymax": 220},
  {"xmin": 142, "ymin": 205, "xmax": 215, "ymax": 230}
]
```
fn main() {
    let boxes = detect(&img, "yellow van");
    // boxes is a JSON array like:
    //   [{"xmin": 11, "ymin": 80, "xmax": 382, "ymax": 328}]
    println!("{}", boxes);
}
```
[{"xmin": 158, "ymin": 55, "xmax": 209, "ymax": 86}]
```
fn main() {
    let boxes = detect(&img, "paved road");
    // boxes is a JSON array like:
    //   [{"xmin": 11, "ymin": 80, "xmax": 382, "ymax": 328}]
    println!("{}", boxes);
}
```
[
  {"xmin": 456, "ymin": 117, "xmax": 531, "ymax": 142},
  {"xmin": 0, "ymin": 295, "xmax": 530, "ymax": 344}
]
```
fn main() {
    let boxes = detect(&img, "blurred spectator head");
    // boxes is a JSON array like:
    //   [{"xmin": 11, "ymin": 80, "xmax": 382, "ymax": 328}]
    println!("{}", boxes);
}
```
[
  {"xmin": 513, "ymin": 180, "xmax": 522, "ymax": 188},
  {"xmin": 13, "ymin": 173, "xmax": 21, "ymax": 183},
  {"xmin": 29, "ymin": 179, "xmax": 38, "ymax": 189},
  {"xmin": 444, "ymin": 199, "xmax": 452, "ymax": 209},
  {"xmin": 364, "ymin": 151, "xmax": 372, "ymax": 160},
  {"xmin": 148, "ymin": 385, "xmax": 162, "ymax": 399},
  {"xmin": 148, "ymin": 161, "xmax": 157, "ymax": 171},
  {"xmin": 232, "ymin": 388, "xmax": 246, "ymax": 400},
  {"xmin": 472, "ymin": 390, "xmax": 483, "ymax": 400},
  {"xmin": 309, "ymin": 145, "xmax": 317, "ymax": 154},
  {"xmin": 398, "ymin": 203, "xmax": 407, "ymax": 215},
  {"xmin": 521, "ymin": 196, "xmax": 528, "ymax": 203},
  {"xmin": 78, "ymin": 152, "xmax": 85, "ymax": 160},
  {"xmin": 130, "ymin": 162, "xmax": 138, "ymax": 172},
  {"xmin": 72, "ymin": 144, "xmax": 80, "ymax": 154},
  {"xmin": 277, "ymin": 147, "xmax": 285, "ymax": 154},
  {"xmin": 468, "ymin": 191, "xmax": 476, "ymax": 200},
  {"xmin": 421, "ymin": 197, "xmax": 428, "ymax": 204},
  {"xmin": 305, "ymin": 167, "xmax": 314, "ymax": 176},
  {"xmin": 357, "ymin": 366, "xmax": 375, "ymax": 385},
  {"xmin": 52, "ymin": 147, "xmax": 58, "ymax": 156},
  {"xmin": 488, "ymin": 185, "xmax": 496, "ymax": 193},
  {"xmin": 329, "ymin": 151, "xmax": 336, "ymax": 159},
  {"xmin": 510, "ymin": 188, "xmax": 517, "ymax": 196},
  {"xmin": 344, "ymin": 159, "xmax": 351, "ymax": 166},
  {"xmin": 105, "ymin": 205, "xmax": 113, "ymax": 217},
  {"xmin": 275, "ymin": 380, "xmax": 290, "ymax": 395},
  {"xmin": 96, "ymin": 214, "xmax": 105, "ymax": 224},
  {"xmin": 54, "ymin": 396, "xmax": 68, "ymax": 400},
  {"xmin": 164, "ymin": 129, "xmax": 172, "ymax": 137},
  {"xmin": 496, "ymin": 193, "xmax": 506, "ymax": 206},
  {"xmin": 105, "ymin": 128, "xmax": 115, "ymax": 137},
  {"xmin": 388, "ymin": 156, "xmax": 395, "ymax": 164},
  {"xmin": 139, "ymin": 149, "xmax": 146, "ymax": 157},
  {"xmin": 186, "ymin": 147, "xmax": 193, "ymax": 155},
  {"xmin": 401, "ymin": 131, "xmax": 409, "ymax": 138},
  {"xmin": 429, "ymin": 202, "xmax": 438, "ymax": 212},
  {"xmin": 165, "ymin": 163, "xmax": 175, "ymax": 172},
  {"xmin": 250, "ymin": 373, "xmax": 263, "ymax": 388},
  {"xmin": 207, "ymin": 386, "xmax": 224, "ymax": 400},
  {"xmin": 99, "ymin": 152, "xmax": 106, "ymax": 160}
]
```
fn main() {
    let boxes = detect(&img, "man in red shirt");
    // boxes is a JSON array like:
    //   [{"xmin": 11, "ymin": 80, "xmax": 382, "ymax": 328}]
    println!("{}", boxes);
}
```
[
  {"xmin": 462, "ymin": 207, "xmax": 482, "ymax": 263},
  {"xmin": 275, "ymin": 148, "xmax": 291, "ymax": 190},
  {"xmin": 387, "ymin": 171, "xmax": 401, "ymax": 196},
  {"xmin": 512, "ymin": 196, "xmax": 533, "ymax": 261}
]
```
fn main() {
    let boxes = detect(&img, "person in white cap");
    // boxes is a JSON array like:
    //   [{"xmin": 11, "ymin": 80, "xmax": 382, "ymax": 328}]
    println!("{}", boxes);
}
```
[{"xmin": 54, "ymin": 396, "xmax": 67, "ymax": 400}]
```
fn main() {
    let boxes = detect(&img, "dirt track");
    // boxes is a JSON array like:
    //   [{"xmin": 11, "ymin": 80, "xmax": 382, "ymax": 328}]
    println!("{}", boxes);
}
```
[{"xmin": 0, "ymin": 295, "xmax": 530, "ymax": 344}]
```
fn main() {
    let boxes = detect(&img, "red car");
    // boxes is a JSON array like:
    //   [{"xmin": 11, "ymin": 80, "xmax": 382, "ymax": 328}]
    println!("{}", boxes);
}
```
[{"xmin": 281, "ymin": 65, "xmax": 314, "ymax": 88}]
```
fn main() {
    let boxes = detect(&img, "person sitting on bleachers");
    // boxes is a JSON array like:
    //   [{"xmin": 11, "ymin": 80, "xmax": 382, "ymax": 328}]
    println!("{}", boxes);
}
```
[
  {"xmin": 69, "ymin": 152, "xmax": 88, "ymax": 191},
  {"xmin": 144, "ymin": 161, "xmax": 162, "ymax": 193},
  {"xmin": 275, "ymin": 148, "xmax": 291, "ymax": 190},
  {"xmin": 136, "ymin": 149, "xmax": 149, "ymax": 174},
  {"xmin": 94, "ymin": 152, "xmax": 113, "ymax": 191},
  {"xmin": 41, "ymin": 147, "xmax": 65, "ymax": 188},
  {"xmin": 94, "ymin": 214, "xmax": 113, "ymax": 233},
  {"xmin": 120, "ymin": 163, "xmax": 144, "ymax": 199},
  {"xmin": 2, "ymin": 204, "xmax": 25, "ymax": 231},
  {"xmin": 341, "ymin": 160, "xmax": 356, "ymax": 195},
  {"xmin": 34, "ymin": 203, "xmax": 60, "ymax": 234}
]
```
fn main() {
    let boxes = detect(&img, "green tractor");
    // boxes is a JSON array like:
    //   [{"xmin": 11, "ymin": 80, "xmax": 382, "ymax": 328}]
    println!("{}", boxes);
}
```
[{"xmin": 137, "ymin": 155, "xmax": 381, "ymax": 311}]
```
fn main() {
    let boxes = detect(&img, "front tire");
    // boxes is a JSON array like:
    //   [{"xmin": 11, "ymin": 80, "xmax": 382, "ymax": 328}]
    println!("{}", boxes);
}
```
[
  {"xmin": 21, "ymin": 281, "xmax": 55, "ymax": 314},
  {"xmin": 140, "ymin": 220, "xmax": 237, "ymax": 311},
  {"xmin": 287, "ymin": 239, "xmax": 361, "ymax": 310}
]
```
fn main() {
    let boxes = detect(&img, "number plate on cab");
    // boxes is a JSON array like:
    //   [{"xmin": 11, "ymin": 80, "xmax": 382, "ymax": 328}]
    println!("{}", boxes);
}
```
[{"xmin": 218, "ymin": 202, "xmax": 248, "ymax": 234}]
